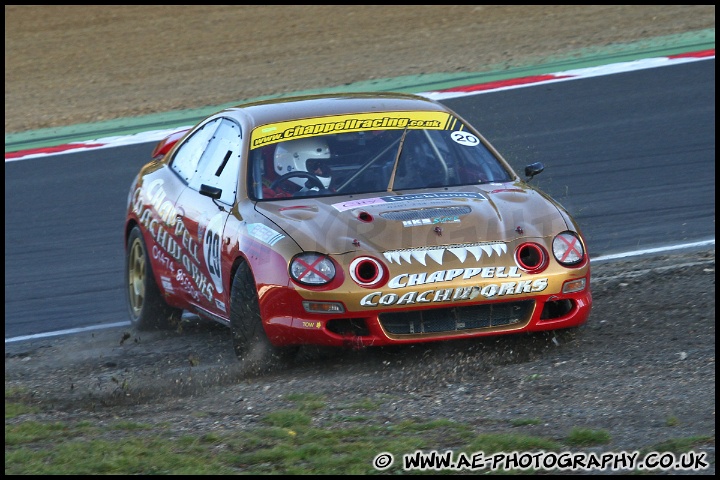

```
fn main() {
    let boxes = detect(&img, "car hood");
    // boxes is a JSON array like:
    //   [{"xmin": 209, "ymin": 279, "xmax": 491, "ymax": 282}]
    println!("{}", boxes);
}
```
[{"xmin": 254, "ymin": 184, "xmax": 570, "ymax": 256}]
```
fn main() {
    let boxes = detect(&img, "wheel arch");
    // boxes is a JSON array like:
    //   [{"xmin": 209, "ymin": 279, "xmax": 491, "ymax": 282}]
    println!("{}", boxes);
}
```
[
  {"xmin": 229, "ymin": 253, "xmax": 251, "ymax": 294},
  {"xmin": 125, "ymin": 218, "xmax": 139, "ymax": 251}
]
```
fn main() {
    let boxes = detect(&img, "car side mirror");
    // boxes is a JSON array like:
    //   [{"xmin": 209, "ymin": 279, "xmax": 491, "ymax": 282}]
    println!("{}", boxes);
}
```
[
  {"xmin": 524, "ymin": 162, "xmax": 545, "ymax": 180},
  {"xmin": 200, "ymin": 184, "xmax": 228, "ymax": 212},
  {"xmin": 200, "ymin": 184, "xmax": 222, "ymax": 200}
]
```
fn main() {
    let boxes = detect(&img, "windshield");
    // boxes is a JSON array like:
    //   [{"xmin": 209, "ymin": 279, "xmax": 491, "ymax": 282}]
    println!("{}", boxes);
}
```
[{"xmin": 248, "ymin": 113, "xmax": 514, "ymax": 200}]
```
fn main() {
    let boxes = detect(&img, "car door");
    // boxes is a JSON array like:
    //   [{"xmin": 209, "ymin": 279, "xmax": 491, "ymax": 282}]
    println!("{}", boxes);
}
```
[{"xmin": 173, "ymin": 117, "xmax": 243, "ymax": 319}]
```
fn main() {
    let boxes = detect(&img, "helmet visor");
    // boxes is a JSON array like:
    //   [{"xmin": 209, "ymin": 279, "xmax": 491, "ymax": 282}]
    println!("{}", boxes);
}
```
[{"xmin": 306, "ymin": 159, "xmax": 331, "ymax": 177}]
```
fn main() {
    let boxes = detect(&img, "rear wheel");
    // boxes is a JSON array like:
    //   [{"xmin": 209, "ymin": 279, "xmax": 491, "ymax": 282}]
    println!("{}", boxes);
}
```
[
  {"xmin": 125, "ymin": 225, "xmax": 181, "ymax": 330},
  {"xmin": 230, "ymin": 262, "xmax": 298, "ymax": 372}
]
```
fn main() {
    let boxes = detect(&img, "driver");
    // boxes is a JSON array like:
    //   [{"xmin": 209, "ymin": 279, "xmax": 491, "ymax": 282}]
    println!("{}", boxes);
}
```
[{"xmin": 272, "ymin": 137, "xmax": 332, "ymax": 194}]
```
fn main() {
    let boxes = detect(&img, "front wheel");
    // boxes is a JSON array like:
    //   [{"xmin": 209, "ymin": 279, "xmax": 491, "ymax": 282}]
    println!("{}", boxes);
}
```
[
  {"xmin": 125, "ymin": 225, "xmax": 182, "ymax": 330},
  {"xmin": 230, "ymin": 262, "xmax": 298, "ymax": 372}
]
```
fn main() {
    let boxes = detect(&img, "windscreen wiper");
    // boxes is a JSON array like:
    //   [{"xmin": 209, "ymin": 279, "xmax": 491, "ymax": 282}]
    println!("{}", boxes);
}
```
[{"xmin": 335, "ymin": 134, "xmax": 401, "ymax": 193}]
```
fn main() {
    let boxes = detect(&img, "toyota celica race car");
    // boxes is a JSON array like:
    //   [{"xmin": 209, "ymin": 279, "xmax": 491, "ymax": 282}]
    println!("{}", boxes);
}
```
[{"xmin": 124, "ymin": 92, "xmax": 592, "ymax": 368}]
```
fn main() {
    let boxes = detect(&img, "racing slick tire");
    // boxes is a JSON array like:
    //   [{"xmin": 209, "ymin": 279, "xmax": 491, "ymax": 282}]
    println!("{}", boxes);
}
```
[
  {"xmin": 230, "ymin": 261, "xmax": 298, "ymax": 372},
  {"xmin": 125, "ymin": 225, "xmax": 182, "ymax": 330}
]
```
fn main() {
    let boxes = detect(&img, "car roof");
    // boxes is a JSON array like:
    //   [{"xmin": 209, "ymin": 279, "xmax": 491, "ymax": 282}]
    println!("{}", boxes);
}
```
[{"xmin": 221, "ymin": 92, "xmax": 450, "ymax": 128}]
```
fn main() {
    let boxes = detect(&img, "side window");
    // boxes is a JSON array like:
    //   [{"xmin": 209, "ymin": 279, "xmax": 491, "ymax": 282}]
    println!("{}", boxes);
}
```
[
  {"xmin": 170, "ymin": 119, "xmax": 222, "ymax": 183},
  {"xmin": 188, "ymin": 119, "xmax": 242, "ymax": 205}
]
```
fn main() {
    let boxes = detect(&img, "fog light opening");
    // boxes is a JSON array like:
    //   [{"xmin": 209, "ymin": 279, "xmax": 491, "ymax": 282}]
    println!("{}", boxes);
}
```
[
  {"xmin": 540, "ymin": 299, "xmax": 575, "ymax": 320},
  {"xmin": 326, "ymin": 318, "xmax": 371, "ymax": 337}
]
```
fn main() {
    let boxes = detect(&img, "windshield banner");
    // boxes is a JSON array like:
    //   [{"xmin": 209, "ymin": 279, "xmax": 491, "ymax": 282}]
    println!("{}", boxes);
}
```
[{"xmin": 251, "ymin": 111, "xmax": 455, "ymax": 148}]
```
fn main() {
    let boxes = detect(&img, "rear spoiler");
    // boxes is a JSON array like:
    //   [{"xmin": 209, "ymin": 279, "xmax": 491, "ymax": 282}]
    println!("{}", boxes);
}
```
[{"xmin": 151, "ymin": 128, "xmax": 190, "ymax": 160}]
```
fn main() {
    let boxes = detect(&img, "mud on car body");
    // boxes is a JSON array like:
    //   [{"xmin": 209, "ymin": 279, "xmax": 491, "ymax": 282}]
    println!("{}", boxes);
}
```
[{"xmin": 125, "ymin": 92, "xmax": 591, "ymax": 369}]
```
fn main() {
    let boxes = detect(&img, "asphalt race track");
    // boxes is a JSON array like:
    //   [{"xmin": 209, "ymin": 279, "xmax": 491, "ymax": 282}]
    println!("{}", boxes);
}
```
[{"xmin": 4, "ymin": 59, "xmax": 715, "ymax": 339}]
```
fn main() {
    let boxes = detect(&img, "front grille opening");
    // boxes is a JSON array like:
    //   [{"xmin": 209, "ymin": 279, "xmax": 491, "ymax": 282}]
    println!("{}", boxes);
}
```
[
  {"xmin": 380, "ymin": 206, "xmax": 471, "ymax": 221},
  {"xmin": 326, "ymin": 318, "xmax": 371, "ymax": 337},
  {"xmin": 379, "ymin": 300, "xmax": 534, "ymax": 335},
  {"xmin": 540, "ymin": 299, "xmax": 574, "ymax": 320}
]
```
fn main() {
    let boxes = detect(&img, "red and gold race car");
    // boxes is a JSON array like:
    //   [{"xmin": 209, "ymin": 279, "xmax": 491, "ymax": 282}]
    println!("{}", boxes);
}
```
[{"xmin": 125, "ymin": 92, "xmax": 591, "ymax": 368}]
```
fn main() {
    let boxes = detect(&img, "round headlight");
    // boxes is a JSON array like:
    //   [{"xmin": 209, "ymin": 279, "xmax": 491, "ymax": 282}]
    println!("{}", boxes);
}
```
[
  {"xmin": 553, "ymin": 232, "xmax": 585, "ymax": 266},
  {"xmin": 290, "ymin": 252, "xmax": 336, "ymax": 285}
]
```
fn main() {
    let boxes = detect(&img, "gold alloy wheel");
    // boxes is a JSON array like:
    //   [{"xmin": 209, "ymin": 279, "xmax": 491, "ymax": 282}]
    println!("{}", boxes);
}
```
[{"xmin": 128, "ymin": 237, "xmax": 146, "ymax": 317}]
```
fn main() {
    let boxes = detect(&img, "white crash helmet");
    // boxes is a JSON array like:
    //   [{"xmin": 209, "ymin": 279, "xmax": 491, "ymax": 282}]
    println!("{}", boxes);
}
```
[{"xmin": 274, "ymin": 137, "xmax": 332, "ymax": 189}]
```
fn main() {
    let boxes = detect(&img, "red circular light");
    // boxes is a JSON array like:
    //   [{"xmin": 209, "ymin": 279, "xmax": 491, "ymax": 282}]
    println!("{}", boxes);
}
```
[
  {"xmin": 515, "ymin": 243, "xmax": 548, "ymax": 273},
  {"xmin": 349, "ymin": 257, "xmax": 386, "ymax": 287}
]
